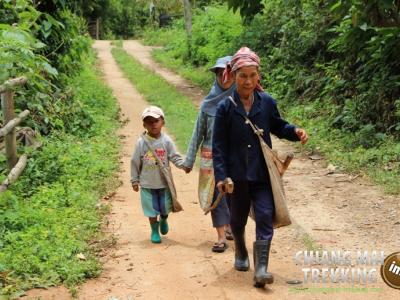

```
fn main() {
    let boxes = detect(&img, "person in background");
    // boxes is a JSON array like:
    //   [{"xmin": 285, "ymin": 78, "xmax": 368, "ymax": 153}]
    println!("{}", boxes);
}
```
[{"xmin": 183, "ymin": 56, "xmax": 236, "ymax": 253}]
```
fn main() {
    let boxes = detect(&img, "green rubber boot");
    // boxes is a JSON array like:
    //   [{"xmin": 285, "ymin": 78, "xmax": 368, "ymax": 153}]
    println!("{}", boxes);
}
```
[
  {"xmin": 150, "ymin": 222, "xmax": 161, "ymax": 243},
  {"xmin": 160, "ymin": 215, "xmax": 169, "ymax": 235}
]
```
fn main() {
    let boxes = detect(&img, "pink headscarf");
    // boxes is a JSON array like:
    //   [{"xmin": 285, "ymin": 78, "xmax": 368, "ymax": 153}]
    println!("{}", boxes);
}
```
[{"xmin": 222, "ymin": 47, "xmax": 263, "ymax": 91}]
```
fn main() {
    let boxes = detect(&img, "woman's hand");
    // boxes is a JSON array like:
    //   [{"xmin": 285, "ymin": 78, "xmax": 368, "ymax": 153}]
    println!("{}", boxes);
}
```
[
  {"xmin": 295, "ymin": 128, "xmax": 309, "ymax": 145},
  {"xmin": 216, "ymin": 180, "xmax": 226, "ymax": 194}
]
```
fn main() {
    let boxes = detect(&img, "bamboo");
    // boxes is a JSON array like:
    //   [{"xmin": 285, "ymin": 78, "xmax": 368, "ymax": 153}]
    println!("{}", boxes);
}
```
[
  {"xmin": 0, "ymin": 154, "xmax": 28, "ymax": 192},
  {"xmin": 0, "ymin": 76, "xmax": 27, "ymax": 93},
  {"xmin": 1, "ymin": 90, "xmax": 18, "ymax": 169},
  {"xmin": 0, "ymin": 110, "xmax": 30, "ymax": 137}
]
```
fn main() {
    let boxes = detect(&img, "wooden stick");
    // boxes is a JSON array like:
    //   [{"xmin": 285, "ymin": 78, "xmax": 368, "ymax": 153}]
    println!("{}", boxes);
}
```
[
  {"xmin": 0, "ymin": 110, "xmax": 30, "ymax": 137},
  {"xmin": 1, "ymin": 90, "xmax": 17, "ymax": 169},
  {"xmin": 204, "ymin": 192, "xmax": 223, "ymax": 215},
  {"xmin": 272, "ymin": 153, "xmax": 294, "ymax": 177},
  {"xmin": 0, "ymin": 154, "xmax": 28, "ymax": 192},
  {"xmin": 0, "ymin": 76, "xmax": 27, "ymax": 93},
  {"xmin": 204, "ymin": 178, "xmax": 234, "ymax": 215}
]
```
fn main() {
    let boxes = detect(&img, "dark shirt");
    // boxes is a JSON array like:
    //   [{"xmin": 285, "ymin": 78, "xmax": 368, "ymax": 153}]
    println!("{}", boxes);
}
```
[{"xmin": 212, "ymin": 90, "xmax": 299, "ymax": 183}]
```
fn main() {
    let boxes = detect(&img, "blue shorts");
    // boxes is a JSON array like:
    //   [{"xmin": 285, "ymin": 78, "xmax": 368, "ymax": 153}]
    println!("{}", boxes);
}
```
[{"xmin": 140, "ymin": 188, "xmax": 172, "ymax": 217}]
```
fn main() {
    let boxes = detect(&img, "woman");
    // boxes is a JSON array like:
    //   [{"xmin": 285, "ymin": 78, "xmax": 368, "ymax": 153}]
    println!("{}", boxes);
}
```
[
  {"xmin": 183, "ymin": 56, "xmax": 236, "ymax": 253},
  {"xmin": 212, "ymin": 47, "xmax": 308, "ymax": 287}
]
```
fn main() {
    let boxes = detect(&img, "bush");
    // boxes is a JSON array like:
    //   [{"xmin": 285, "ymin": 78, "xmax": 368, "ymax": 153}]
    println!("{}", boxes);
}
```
[{"xmin": 0, "ymin": 0, "xmax": 93, "ymax": 136}]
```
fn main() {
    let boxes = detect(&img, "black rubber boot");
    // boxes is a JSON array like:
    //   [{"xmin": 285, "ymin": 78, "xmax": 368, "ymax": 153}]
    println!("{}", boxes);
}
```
[
  {"xmin": 232, "ymin": 227, "xmax": 249, "ymax": 271},
  {"xmin": 253, "ymin": 240, "xmax": 274, "ymax": 287}
]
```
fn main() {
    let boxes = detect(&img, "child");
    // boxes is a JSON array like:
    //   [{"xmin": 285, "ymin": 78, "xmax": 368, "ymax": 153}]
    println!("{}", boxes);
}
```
[{"xmin": 131, "ymin": 106, "xmax": 185, "ymax": 243}]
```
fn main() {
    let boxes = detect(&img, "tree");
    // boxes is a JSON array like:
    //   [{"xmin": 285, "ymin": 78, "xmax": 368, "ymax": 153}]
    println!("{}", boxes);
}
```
[
  {"xmin": 224, "ymin": 0, "xmax": 264, "ymax": 22},
  {"xmin": 183, "ymin": 0, "xmax": 193, "ymax": 58}
]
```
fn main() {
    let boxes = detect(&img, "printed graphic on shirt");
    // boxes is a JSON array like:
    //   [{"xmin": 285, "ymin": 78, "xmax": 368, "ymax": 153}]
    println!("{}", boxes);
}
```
[{"xmin": 143, "ymin": 148, "xmax": 166, "ymax": 170}]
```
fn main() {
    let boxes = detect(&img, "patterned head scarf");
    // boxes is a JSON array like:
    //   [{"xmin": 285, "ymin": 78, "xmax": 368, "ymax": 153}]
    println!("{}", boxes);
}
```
[{"xmin": 222, "ymin": 47, "xmax": 263, "ymax": 91}]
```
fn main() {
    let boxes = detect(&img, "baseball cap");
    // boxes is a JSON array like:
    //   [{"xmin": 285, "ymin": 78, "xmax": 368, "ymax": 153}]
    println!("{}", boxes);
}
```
[
  {"xmin": 209, "ymin": 56, "xmax": 232, "ymax": 72},
  {"xmin": 141, "ymin": 106, "xmax": 165, "ymax": 120}
]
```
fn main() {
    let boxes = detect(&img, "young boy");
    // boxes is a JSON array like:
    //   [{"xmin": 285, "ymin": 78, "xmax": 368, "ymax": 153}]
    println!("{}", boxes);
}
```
[{"xmin": 131, "ymin": 106, "xmax": 185, "ymax": 243}]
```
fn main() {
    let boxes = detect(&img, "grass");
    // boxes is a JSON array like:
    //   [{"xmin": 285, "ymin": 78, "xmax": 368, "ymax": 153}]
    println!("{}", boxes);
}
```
[
  {"xmin": 111, "ymin": 47, "xmax": 198, "ymax": 152},
  {"xmin": 302, "ymin": 233, "xmax": 323, "ymax": 252},
  {"xmin": 141, "ymin": 27, "xmax": 178, "ymax": 47},
  {"xmin": 110, "ymin": 39, "xmax": 123, "ymax": 48},
  {"xmin": 0, "ymin": 55, "xmax": 120, "ymax": 298},
  {"xmin": 286, "ymin": 103, "xmax": 400, "ymax": 194},
  {"xmin": 151, "ymin": 48, "xmax": 213, "ymax": 92}
]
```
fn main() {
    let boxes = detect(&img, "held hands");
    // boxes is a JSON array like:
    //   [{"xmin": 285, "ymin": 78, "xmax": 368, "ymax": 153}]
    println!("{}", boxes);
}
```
[
  {"xmin": 132, "ymin": 182, "xmax": 139, "ymax": 192},
  {"xmin": 182, "ymin": 166, "xmax": 192, "ymax": 174},
  {"xmin": 295, "ymin": 128, "xmax": 309, "ymax": 145}
]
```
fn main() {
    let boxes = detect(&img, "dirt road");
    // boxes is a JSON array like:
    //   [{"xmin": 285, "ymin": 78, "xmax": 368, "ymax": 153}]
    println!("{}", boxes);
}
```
[{"xmin": 24, "ymin": 41, "xmax": 399, "ymax": 300}]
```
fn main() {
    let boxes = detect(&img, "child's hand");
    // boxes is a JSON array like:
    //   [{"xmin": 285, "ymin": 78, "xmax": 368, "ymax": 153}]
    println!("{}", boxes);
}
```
[
  {"xmin": 183, "ymin": 166, "xmax": 192, "ymax": 174},
  {"xmin": 132, "ymin": 182, "xmax": 139, "ymax": 192}
]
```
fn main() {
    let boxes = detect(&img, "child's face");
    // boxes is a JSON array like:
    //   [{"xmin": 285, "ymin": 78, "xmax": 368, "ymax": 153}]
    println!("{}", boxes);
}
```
[{"xmin": 143, "ymin": 116, "xmax": 164, "ymax": 138}]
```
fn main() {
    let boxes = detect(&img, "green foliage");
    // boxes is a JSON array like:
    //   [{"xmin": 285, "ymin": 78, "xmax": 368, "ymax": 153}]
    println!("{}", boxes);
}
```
[
  {"xmin": 0, "ymin": 0, "xmax": 93, "ymax": 136},
  {"xmin": 38, "ymin": 9, "xmax": 90, "ymax": 81},
  {"xmin": 287, "ymin": 103, "xmax": 400, "ymax": 194},
  {"xmin": 142, "ymin": 26, "xmax": 183, "ymax": 46},
  {"xmin": 224, "ymin": 0, "xmax": 264, "ymax": 23},
  {"xmin": 238, "ymin": 0, "xmax": 400, "ymax": 141},
  {"xmin": 0, "ymin": 24, "xmax": 51, "ymax": 84},
  {"xmin": 101, "ymin": 0, "xmax": 148, "ymax": 39},
  {"xmin": 190, "ymin": 6, "xmax": 242, "ymax": 66},
  {"xmin": 0, "ymin": 56, "xmax": 120, "ymax": 297},
  {"xmin": 326, "ymin": 0, "xmax": 400, "ymax": 136},
  {"xmin": 143, "ymin": 5, "xmax": 242, "ymax": 68}
]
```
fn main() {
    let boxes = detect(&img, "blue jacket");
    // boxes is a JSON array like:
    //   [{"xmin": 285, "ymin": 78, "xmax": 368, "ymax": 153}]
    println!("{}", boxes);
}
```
[{"xmin": 212, "ymin": 90, "xmax": 299, "ymax": 183}]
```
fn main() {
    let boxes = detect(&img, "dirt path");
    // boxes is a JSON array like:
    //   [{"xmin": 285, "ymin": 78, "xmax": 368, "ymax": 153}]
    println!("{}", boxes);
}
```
[
  {"xmin": 123, "ymin": 40, "xmax": 205, "ymax": 108},
  {"xmin": 23, "ymin": 41, "xmax": 399, "ymax": 300}
]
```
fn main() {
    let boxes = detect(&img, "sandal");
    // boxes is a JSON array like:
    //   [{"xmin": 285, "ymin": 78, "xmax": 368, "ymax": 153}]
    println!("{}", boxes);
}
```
[
  {"xmin": 212, "ymin": 241, "xmax": 228, "ymax": 253},
  {"xmin": 225, "ymin": 229, "xmax": 233, "ymax": 241}
]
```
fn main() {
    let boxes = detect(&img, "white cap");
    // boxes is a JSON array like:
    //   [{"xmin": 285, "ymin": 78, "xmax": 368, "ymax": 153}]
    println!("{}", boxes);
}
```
[{"xmin": 141, "ymin": 106, "xmax": 165, "ymax": 120}]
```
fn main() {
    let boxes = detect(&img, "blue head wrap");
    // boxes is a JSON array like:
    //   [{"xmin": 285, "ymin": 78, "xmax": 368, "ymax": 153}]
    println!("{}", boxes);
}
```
[{"xmin": 200, "ymin": 56, "xmax": 236, "ymax": 116}]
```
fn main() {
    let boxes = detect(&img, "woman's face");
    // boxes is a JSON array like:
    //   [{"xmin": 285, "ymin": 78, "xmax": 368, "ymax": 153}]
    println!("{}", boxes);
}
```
[
  {"xmin": 235, "ymin": 66, "xmax": 259, "ymax": 97},
  {"xmin": 216, "ymin": 68, "xmax": 234, "ymax": 89}
]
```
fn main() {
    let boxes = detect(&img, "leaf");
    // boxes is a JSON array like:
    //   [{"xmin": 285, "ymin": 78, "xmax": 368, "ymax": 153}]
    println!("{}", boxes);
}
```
[
  {"xmin": 359, "ymin": 23, "xmax": 368, "ymax": 31},
  {"xmin": 42, "ymin": 62, "xmax": 58, "ymax": 76},
  {"xmin": 43, "ymin": 21, "xmax": 52, "ymax": 32},
  {"xmin": 3, "ymin": 31, "xmax": 28, "ymax": 43},
  {"xmin": 76, "ymin": 253, "xmax": 86, "ymax": 260},
  {"xmin": 330, "ymin": 0, "xmax": 342, "ymax": 11}
]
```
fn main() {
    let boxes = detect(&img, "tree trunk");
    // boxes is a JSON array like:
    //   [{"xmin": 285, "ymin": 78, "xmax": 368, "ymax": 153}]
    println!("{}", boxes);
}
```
[{"xmin": 183, "ymin": 0, "xmax": 192, "ymax": 58}]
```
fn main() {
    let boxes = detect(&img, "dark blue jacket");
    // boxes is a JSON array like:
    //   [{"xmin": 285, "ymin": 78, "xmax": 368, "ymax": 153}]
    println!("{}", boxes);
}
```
[{"xmin": 212, "ymin": 90, "xmax": 299, "ymax": 183}]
